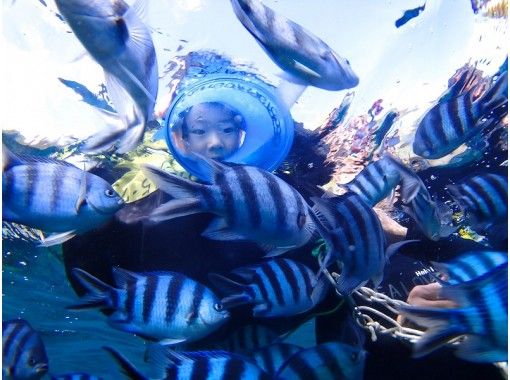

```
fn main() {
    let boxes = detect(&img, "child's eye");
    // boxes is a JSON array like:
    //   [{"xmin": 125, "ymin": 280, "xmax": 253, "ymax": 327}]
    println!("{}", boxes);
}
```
[
  {"xmin": 223, "ymin": 127, "xmax": 236, "ymax": 134},
  {"xmin": 191, "ymin": 129, "xmax": 205, "ymax": 135}
]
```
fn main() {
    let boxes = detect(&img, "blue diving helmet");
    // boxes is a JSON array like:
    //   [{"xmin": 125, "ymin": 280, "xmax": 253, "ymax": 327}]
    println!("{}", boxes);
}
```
[{"xmin": 163, "ymin": 73, "xmax": 295, "ymax": 180}]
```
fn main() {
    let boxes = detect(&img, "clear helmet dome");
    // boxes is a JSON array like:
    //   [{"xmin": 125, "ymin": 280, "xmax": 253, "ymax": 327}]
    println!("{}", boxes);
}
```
[{"xmin": 164, "ymin": 74, "xmax": 295, "ymax": 180}]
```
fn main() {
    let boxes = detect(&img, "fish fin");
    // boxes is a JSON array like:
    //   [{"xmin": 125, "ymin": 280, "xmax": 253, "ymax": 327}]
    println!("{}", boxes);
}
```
[
  {"xmin": 185, "ymin": 310, "xmax": 196, "ymax": 325},
  {"xmin": 310, "ymin": 272, "xmax": 329, "ymax": 305},
  {"xmin": 142, "ymin": 165, "xmax": 204, "ymax": 199},
  {"xmin": 454, "ymin": 336, "xmax": 506, "ymax": 363},
  {"xmin": 68, "ymin": 268, "xmax": 112, "ymax": 309},
  {"xmin": 474, "ymin": 70, "xmax": 508, "ymax": 115},
  {"xmin": 253, "ymin": 303, "xmax": 270, "ymax": 316},
  {"xmin": 38, "ymin": 231, "xmax": 77, "ymax": 247},
  {"xmin": 261, "ymin": 246, "xmax": 293, "ymax": 258},
  {"xmin": 75, "ymin": 171, "xmax": 88, "ymax": 213},
  {"xmin": 400, "ymin": 174, "xmax": 421, "ymax": 203},
  {"xmin": 117, "ymin": 61, "xmax": 156, "ymax": 104},
  {"xmin": 201, "ymin": 218, "xmax": 247, "ymax": 240},
  {"xmin": 230, "ymin": 266, "xmax": 257, "ymax": 281},
  {"xmin": 103, "ymin": 346, "xmax": 147, "ymax": 380},
  {"xmin": 158, "ymin": 338, "xmax": 188, "ymax": 346},
  {"xmin": 310, "ymin": 196, "xmax": 337, "ymax": 229},
  {"xmin": 2, "ymin": 144, "xmax": 23, "ymax": 171},
  {"xmin": 112, "ymin": 267, "xmax": 141, "ymax": 289},
  {"xmin": 208, "ymin": 273, "xmax": 245, "ymax": 294},
  {"xmin": 185, "ymin": 152, "xmax": 229, "ymax": 184},
  {"xmin": 148, "ymin": 198, "xmax": 203, "ymax": 223},
  {"xmin": 129, "ymin": 0, "xmax": 149, "ymax": 24},
  {"xmin": 276, "ymin": 77, "xmax": 308, "ymax": 108},
  {"xmin": 221, "ymin": 294, "xmax": 253, "ymax": 310},
  {"xmin": 104, "ymin": 71, "xmax": 136, "ymax": 125}
]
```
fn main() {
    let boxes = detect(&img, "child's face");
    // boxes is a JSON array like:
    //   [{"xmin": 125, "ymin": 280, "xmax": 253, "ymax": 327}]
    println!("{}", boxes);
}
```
[{"xmin": 184, "ymin": 104, "xmax": 241, "ymax": 160}]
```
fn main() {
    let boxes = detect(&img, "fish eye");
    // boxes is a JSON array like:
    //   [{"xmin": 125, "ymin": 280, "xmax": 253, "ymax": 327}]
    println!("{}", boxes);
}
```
[
  {"xmin": 28, "ymin": 357, "xmax": 36, "ymax": 367},
  {"xmin": 297, "ymin": 212, "xmax": 307, "ymax": 229},
  {"xmin": 346, "ymin": 59, "xmax": 350, "ymax": 65},
  {"xmin": 104, "ymin": 189, "xmax": 116, "ymax": 197},
  {"xmin": 214, "ymin": 303, "xmax": 223, "ymax": 311}
]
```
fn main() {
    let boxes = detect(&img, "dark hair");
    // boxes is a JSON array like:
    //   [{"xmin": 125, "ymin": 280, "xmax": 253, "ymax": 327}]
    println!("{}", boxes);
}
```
[{"xmin": 180, "ymin": 102, "xmax": 244, "ymax": 139}]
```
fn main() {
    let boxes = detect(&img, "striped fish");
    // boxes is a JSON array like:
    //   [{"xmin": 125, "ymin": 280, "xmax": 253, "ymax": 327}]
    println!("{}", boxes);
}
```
[
  {"xmin": 402, "ymin": 183, "xmax": 456, "ymax": 241},
  {"xmin": 51, "ymin": 374, "xmax": 102, "ymax": 380},
  {"xmin": 432, "ymin": 251, "xmax": 507, "ymax": 285},
  {"xmin": 2, "ymin": 319, "xmax": 49, "ymax": 380},
  {"xmin": 69, "ymin": 268, "xmax": 229, "ymax": 345},
  {"xmin": 219, "ymin": 324, "xmax": 280, "ymax": 354},
  {"xmin": 142, "ymin": 157, "xmax": 316, "ymax": 257},
  {"xmin": 446, "ymin": 173, "xmax": 508, "ymax": 231},
  {"xmin": 344, "ymin": 154, "xmax": 422, "ymax": 207},
  {"xmin": 105, "ymin": 345, "xmax": 271, "ymax": 380},
  {"xmin": 2, "ymin": 145, "xmax": 124, "ymax": 246},
  {"xmin": 310, "ymin": 193, "xmax": 386, "ymax": 295},
  {"xmin": 55, "ymin": 0, "xmax": 158, "ymax": 154},
  {"xmin": 252, "ymin": 343, "xmax": 303, "ymax": 375},
  {"xmin": 397, "ymin": 260, "xmax": 508, "ymax": 362},
  {"xmin": 209, "ymin": 258, "xmax": 327, "ymax": 317},
  {"xmin": 413, "ymin": 70, "xmax": 508, "ymax": 159},
  {"xmin": 274, "ymin": 342, "xmax": 366, "ymax": 380},
  {"xmin": 230, "ymin": 0, "xmax": 358, "ymax": 91}
]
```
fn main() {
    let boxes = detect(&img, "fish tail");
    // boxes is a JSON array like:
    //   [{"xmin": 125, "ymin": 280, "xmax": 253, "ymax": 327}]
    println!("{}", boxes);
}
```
[
  {"xmin": 475, "ymin": 70, "xmax": 508, "ymax": 116},
  {"xmin": 68, "ymin": 268, "xmax": 114, "ymax": 310},
  {"xmin": 397, "ymin": 305, "xmax": 466, "ymax": 358},
  {"xmin": 103, "ymin": 346, "xmax": 148, "ymax": 380}
]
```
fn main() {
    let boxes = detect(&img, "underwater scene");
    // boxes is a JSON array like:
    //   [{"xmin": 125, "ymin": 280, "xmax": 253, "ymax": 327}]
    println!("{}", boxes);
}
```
[{"xmin": 2, "ymin": 0, "xmax": 508, "ymax": 379}]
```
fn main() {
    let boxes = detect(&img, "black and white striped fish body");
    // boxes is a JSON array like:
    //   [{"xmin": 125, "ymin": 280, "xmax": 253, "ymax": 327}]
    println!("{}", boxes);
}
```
[
  {"xmin": 344, "ymin": 154, "xmax": 421, "ymax": 207},
  {"xmin": 446, "ymin": 173, "xmax": 508, "ymax": 232},
  {"xmin": 143, "ymin": 160, "xmax": 316, "ymax": 257},
  {"xmin": 230, "ymin": 0, "xmax": 358, "ymax": 91},
  {"xmin": 2, "ymin": 319, "xmax": 49, "ymax": 380},
  {"xmin": 51, "ymin": 374, "xmax": 103, "ymax": 380},
  {"xmin": 413, "ymin": 71, "xmax": 508, "ymax": 159},
  {"xmin": 397, "ymin": 261, "xmax": 508, "ymax": 362},
  {"xmin": 431, "ymin": 250, "xmax": 507, "ymax": 286},
  {"xmin": 106, "ymin": 345, "xmax": 272, "ymax": 380},
  {"xmin": 220, "ymin": 324, "xmax": 280, "ymax": 354},
  {"xmin": 310, "ymin": 193, "xmax": 386, "ymax": 296},
  {"xmin": 252, "ymin": 342, "xmax": 303, "ymax": 375},
  {"xmin": 70, "ymin": 268, "xmax": 229, "ymax": 344},
  {"xmin": 209, "ymin": 258, "xmax": 327, "ymax": 318},
  {"xmin": 274, "ymin": 342, "xmax": 366, "ymax": 380},
  {"xmin": 2, "ymin": 148, "xmax": 124, "ymax": 245}
]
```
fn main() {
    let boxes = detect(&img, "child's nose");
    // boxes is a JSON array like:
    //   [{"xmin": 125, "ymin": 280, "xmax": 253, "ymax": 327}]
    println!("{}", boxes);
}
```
[{"xmin": 208, "ymin": 133, "xmax": 223, "ymax": 149}]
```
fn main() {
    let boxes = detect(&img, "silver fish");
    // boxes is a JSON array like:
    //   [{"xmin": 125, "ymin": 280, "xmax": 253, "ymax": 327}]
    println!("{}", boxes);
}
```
[
  {"xmin": 231, "ymin": 0, "xmax": 358, "ymax": 90},
  {"xmin": 55, "ymin": 0, "xmax": 159, "ymax": 154},
  {"xmin": 2, "ymin": 146, "xmax": 124, "ymax": 246}
]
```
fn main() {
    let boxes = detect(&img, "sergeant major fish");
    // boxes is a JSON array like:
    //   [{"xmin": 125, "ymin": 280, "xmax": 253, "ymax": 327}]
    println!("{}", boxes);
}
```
[
  {"xmin": 230, "ymin": 0, "xmax": 359, "ymax": 91},
  {"xmin": 105, "ymin": 345, "xmax": 272, "ymax": 380},
  {"xmin": 209, "ymin": 258, "xmax": 327, "ymax": 318},
  {"xmin": 446, "ymin": 173, "xmax": 507, "ymax": 232},
  {"xmin": 274, "ymin": 342, "xmax": 366, "ymax": 380},
  {"xmin": 310, "ymin": 193, "xmax": 386, "ymax": 296},
  {"xmin": 2, "ymin": 319, "xmax": 49, "ymax": 380},
  {"xmin": 413, "ymin": 70, "xmax": 507, "ymax": 159},
  {"xmin": 343, "ymin": 153, "xmax": 423, "ymax": 207},
  {"xmin": 55, "ymin": 0, "xmax": 158, "ymax": 154},
  {"xmin": 2, "ymin": 146, "xmax": 124, "ymax": 246},
  {"xmin": 142, "ymin": 157, "xmax": 316, "ymax": 257},
  {"xmin": 397, "ymin": 258, "xmax": 508, "ymax": 362},
  {"xmin": 69, "ymin": 268, "xmax": 229, "ymax": 345}
]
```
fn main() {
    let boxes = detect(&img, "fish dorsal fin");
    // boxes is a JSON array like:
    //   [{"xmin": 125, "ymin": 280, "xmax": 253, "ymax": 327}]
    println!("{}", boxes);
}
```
[
  {"xmin": 75, "ymin": 170, "xmax": 88, "ymax": 213},
  {"xmin": 3, "ymin": 144, "xmax": 23, "ymax": 170},
  {"xmin": 2, "ymin": 145, "xmax": 77, "ymax": 170},
  {"xmin": 187, "ymin": 152, "xmax": 230, "ymax": 184},
  {"xmin": 112, "ymin": 267, "xmax": 141, "ymax": 288}
]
